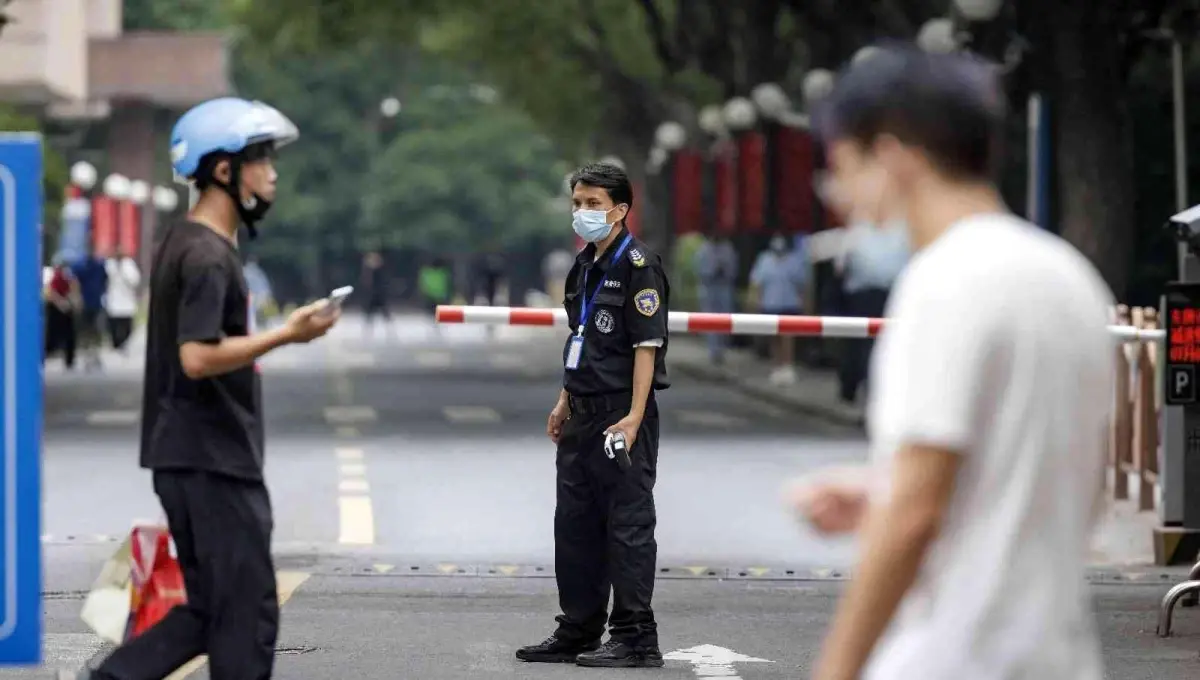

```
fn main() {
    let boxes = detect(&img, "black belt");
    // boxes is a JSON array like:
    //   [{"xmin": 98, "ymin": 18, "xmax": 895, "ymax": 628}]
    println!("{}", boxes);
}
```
[{"xmin": 568, "ymin": 392, "xmax": 656, "ymax": 415}]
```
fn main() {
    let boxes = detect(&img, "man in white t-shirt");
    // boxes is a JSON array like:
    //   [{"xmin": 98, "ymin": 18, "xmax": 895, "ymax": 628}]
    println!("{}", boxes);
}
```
[{"xmin": 791, "ymin": 45, "xmax": 1115, "ymax": 680}]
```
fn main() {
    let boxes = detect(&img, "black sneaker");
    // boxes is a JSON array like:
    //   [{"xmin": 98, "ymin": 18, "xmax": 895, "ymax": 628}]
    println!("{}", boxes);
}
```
[
  {"xmin": 515, "ymin": 635, "xmax": 601, "ymax": 663},
  {"xmin": 575, "ymin": 640, "xmax": 665, "ymax": 668}
]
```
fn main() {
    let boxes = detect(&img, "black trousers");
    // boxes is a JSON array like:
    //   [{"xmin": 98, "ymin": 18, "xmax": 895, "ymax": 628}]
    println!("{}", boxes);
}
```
[
  {"xmin": 44, "ymin": 304, "xmax": 75, "ymax": 367},
  {"xmin": 553, "ymin": 397, "xmax": 659, "ymax": 648},
  {"xmin": 96, "ymin": 471, "xmax": 279, "ymax": 680},
  {"xmin": 838, "ymin": 287, "xmax": 889, "ymax": 402},
  {"xmin": 108, "ymin": 316, "xmax": 133, "ymax": 350}
]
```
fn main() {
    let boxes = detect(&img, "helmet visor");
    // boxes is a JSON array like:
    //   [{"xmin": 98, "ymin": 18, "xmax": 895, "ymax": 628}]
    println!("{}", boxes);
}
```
[{"xmin": 235, "ymin": 101, "xmax": 300, "ymax": 149}]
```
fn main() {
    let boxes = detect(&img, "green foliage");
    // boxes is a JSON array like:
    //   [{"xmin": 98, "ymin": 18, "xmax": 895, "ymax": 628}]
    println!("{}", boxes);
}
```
[
  {"xmin": 123, "ymin": 0, "xmax": 227, "ymax": 31},
  {"xmin": 230, "ymin": 42, "xmax": 570, "ymax": 286},
  {"xmin": 0, "ymin": 106, "xmax": 68, "ymax": 249}
]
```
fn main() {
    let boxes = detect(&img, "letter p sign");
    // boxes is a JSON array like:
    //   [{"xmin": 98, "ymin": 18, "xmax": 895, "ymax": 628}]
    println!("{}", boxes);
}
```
[{"xmin": 1168, "ymin": 365, "xmax": 1197, "ymax": 405}]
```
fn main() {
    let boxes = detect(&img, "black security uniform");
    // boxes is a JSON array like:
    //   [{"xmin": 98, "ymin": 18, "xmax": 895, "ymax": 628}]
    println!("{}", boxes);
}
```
[
  {"xmin": 539, "ymin": 226, "xmax": 671, "ymax": 664},
  {"xmin": 93, "ymin": 221, "xmax": 278, "ymax": 680}
]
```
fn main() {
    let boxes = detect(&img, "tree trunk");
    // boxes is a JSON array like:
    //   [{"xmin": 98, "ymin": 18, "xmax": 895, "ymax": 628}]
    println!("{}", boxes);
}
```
[{"xmin": 1044, "ymin": 1, "xmax": 1135, "ymax": 298}]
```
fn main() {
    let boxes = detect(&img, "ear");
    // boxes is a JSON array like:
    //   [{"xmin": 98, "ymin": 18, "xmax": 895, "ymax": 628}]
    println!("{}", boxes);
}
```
[
  {"xmin": 213, "ymin": 158, "xmax": 232, "ymax": 184},
  {"xmin": 616, "ymin": 204, "xmax": 631, "ymax": 222}
]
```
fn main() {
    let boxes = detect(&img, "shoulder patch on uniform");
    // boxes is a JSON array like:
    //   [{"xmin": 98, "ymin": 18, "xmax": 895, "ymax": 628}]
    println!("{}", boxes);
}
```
[
  {"xmin": 628, "ymin": 247, "xmax": 647, "ymax": 268},
  {"xmin": 634, "ymin": 288, "xmax": 660, "ymax": 317}
]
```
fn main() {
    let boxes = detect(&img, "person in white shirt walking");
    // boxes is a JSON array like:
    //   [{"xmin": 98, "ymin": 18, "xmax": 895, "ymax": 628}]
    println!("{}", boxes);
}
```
[
  {"xmin": 791, "ymin": 44, "xmax": 1114, "ymax": 680},
  {"xmin": 104, "ymin": 247, "xmax": 141, "ymax": 353}
]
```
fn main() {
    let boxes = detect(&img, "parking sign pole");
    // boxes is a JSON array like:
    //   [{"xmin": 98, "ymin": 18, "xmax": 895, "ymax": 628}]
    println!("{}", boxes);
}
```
[
  {"xmin": 0, "ymin": 134, "xmax": 44, "ymax": 664},
  {"xmin": 1158, "ymin": 264, "xmax": 1200, "ymax": 565}
]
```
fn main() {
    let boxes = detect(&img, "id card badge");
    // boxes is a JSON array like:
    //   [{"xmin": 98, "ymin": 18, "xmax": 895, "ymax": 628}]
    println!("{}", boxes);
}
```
[{"xmin": 565, "ymin": 336, "xmax": 584, "ymax": 370}]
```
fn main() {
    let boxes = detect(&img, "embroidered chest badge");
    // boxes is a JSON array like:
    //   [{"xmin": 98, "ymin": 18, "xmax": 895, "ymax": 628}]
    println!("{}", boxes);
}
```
[
  {"xmin": 595, "ymin": 308, "xmax": 616, "ymax": 333},
  {"xmin": 634, "ymin": 288, "xmax": 660, "ymax": 317}
]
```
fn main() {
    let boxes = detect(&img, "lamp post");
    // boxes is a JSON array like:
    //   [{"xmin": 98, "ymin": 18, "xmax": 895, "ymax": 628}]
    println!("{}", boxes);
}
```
[
  {"xmin": 652, "ymin": 121, "xmax": 687, "ymax": 238},
  {"xmin": 722, "ymin": 97, "xmax": 758, "ymax": 238},
  {"xmin": 750, "ymin": 83, "xmax": 791, "ymax": 239}
]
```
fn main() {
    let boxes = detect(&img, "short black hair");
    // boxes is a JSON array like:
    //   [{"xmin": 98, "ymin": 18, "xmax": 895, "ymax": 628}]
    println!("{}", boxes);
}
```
[
  {"xmin": 569, "ymin": 162, "xmax": 635, "ymax": 210},
  {"xmin": 813, "ymin": 43, "xmax": 1006, "ymax": 180}
]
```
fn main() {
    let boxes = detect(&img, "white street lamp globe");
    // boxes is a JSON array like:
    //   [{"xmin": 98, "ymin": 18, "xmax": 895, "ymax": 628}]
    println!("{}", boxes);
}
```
[
  {"xmin": 698, "ymin": 105, "xmax": 725, "ymax": 135},
  {"xmin": 802, "ymin": 69, "xmax": 836, "ymax": 105},
  {"xmin": 647, "ymin": 146, "xmax": 669, "ymax": 172},
  {"xmin": 379, "ymin": 96, "xmax": 401, "ymax": 118},
  {"xmin": 722, "ymin": 96, "xmax": 757, "ymax": 131},
  {"xmin": 954, "ymin": 0, "xmax": 1004, "ymax": 21},
  {"xmin": 751, "ymin": 82, "xmax": 791, "ymax": 120},
  {"xmin": 102, "ymin": 173, "xmax": 131, "ymax": 200},
  {"xmin": 128, "ymin": 179, "xmax": 150, "ymax": 205},
  {"xmin": 152, "ymin": 185, "xmax": 179, "ymax": 212},
  {"xmin": 654, "ymin": 121, "xmax": 687, "ymax": 151},
  {"xmin": 69, "ymin": 161, "xmax": 97, "ymax": 190},
  {"xmin": 852, "ymin": 46, "xmax": 882, "ymax": 67},
  {"xmin": 598, "ymin": 155, "xmax": 625, "ymax": 170},
  {"xmin": 917, "ymin": 18, "xmax": 959, "ymax": 54}
]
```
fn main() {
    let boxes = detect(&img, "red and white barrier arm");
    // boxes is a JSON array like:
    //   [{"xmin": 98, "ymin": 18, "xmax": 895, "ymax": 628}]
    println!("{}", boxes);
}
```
[{"xmin": 436, "ymin": 305, "xmax": 1165, "ymax": 341}]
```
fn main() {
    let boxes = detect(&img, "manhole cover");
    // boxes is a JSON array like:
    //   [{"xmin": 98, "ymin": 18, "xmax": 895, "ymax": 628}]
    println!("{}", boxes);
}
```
[{"xmin": 277, "ymin": 646, "xmax": 318, "ymax": 655}]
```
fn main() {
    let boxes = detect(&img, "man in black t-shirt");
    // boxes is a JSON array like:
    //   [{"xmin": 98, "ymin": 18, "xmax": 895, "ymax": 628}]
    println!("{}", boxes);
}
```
[{"xmin": 66, "ymin": 98, "xmax": 340, "ymax": 680}]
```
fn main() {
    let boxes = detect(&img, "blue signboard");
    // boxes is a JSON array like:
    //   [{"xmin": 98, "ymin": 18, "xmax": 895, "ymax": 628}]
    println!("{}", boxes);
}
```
[{"xmin": 0, "ymin": 134, "xmax": 44, "ymax": 665}]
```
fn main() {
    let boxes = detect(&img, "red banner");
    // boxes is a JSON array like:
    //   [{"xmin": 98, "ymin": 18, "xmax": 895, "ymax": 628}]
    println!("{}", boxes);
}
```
[
  {"xmin": 736, "ymin": 132, "xmax": 766, "ymax": 233},
  {"xmin": 91, "ymin": 196, "xmax": 118, "ymax": 257},
  {"xmin": 119, "ymin": 202, "xmax": 140, "ymax": 258},
  {"xmin": 672, "ymin": 150, "xmax": 704, "ymax": 235},
  {"xmin": 777, "ymin": 126, "xmax": 816, "ymax": 233},
  {"xmin": 713, "ymin": 143, "xmax": 737, "ymax": 235}
]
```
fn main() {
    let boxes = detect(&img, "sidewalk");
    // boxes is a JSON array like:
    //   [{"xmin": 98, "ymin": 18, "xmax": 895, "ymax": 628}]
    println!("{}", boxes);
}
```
[{"xmin": 670, "ymin": 336, "xmax": 865, "ymax": 427}]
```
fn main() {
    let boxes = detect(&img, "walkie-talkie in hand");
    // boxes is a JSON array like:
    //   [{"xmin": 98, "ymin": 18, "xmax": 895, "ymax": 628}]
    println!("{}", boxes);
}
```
[{"xmin": 604, "ymin": 431, "xmax": 632, "ymax": 471}]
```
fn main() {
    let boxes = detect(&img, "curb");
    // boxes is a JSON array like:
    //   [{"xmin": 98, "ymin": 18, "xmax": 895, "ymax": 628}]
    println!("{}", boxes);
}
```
[{"xmin": 672, "ymin": 359, "xmax": 864, "ymax": 428}]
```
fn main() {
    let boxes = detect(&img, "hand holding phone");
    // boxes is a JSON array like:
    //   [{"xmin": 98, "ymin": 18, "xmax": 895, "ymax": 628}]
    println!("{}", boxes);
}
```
[
  {"xmin": 317, "ymin": 286, "xmax": 354, "ymax": 317},
  {"xmin": 604, "ymin": 431, "xmax": 632, "ymax": 471}
]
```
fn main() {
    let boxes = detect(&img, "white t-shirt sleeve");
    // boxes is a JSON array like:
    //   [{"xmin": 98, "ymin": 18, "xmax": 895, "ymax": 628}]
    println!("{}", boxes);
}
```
[{"xmin": 884, "ymin": 268, "xmax": 1000, "ymax": 453}]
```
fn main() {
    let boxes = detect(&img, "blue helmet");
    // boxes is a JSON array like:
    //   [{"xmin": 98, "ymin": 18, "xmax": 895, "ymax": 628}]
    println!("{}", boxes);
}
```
[{"xmin": 169, "ymin": 97, "xmax": 299, "ymax": 181}]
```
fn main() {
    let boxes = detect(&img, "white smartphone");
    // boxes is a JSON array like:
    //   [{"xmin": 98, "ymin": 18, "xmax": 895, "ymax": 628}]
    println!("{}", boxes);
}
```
[{"xmin": 318, "ymin": 285, "xmax": 354, "ymax": 315}]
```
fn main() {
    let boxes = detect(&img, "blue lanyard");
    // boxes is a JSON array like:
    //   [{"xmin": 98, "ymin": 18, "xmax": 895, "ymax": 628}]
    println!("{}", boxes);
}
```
[{"xmin": 578, "ymin": 234, "xmax": 633, "ymax": 336}]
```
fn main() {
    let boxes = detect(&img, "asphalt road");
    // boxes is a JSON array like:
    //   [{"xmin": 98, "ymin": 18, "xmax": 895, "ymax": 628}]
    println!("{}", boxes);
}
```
[{"xmin": 10, "ymin": 312, "xmax": 1200, "ymax": 678}]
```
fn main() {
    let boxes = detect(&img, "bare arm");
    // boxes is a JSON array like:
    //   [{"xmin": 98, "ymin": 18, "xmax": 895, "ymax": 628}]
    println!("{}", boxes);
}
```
[
  {"xmin": 812, "ymin": 444, "xmax": 961, "ymax": 680},
  {"xmin": 179, "ymin": 327, "xmax": 292, "ymax": 380}
]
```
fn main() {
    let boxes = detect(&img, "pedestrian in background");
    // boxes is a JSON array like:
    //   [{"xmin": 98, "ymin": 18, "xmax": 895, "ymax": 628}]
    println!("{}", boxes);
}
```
[
  {"xmin": 71, "ymin": 242, "xmax": 108, "ymax": 370},
  {"xmin": 518, "ymin": 162, "xmax": 669, "ymax": 669},
  {"xmin": 834, "ymin": 219, "xmax": 909, "ymax": 403},
  {"xmin": 64, "ymin": 97, "xmax": 340, "ymax": 680},
  {"xmin": 791, "ymin": 44, "xmax": 1114, "ymax": 680},
  {"xmin": 104, "ymin": 245, "xmax": 140, "ymax": 353},
  {"xmin": 749, "ymin": 235, "xmax": 807, "ymax": 384},
  {"xmin": 694, "ymin": 234, "xmax": 737, "ymax": 364},
  {"xmin": 361, "ymin": 250, "xmax": 394, "ymax": 340},
  {"xmin": 45, "ymin": 256, "xmax": 80, "ymax": 369}
]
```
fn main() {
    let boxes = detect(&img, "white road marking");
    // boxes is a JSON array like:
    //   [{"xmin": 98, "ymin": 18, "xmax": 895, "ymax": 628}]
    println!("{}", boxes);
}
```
[
  {"xmin": 335, "ymin": 447, "xmax": 364, "ymax": 462},
  {"xmin": 324, "ymin": 405, "xmax": 377, "ymax": 424},
  {"xmin": 338, "ymin": 496, "xmax": 375, "ymax": 545},
  {"xmin": 334, "ymin": 446, "xmax": 374, "ymax": 545},
  {"xmin": 677, "ymin": 410, "xmax": 747, "ymax": 428},
  {"xmin": 86, "ymin": 410, "xmax": 139, "ymax": 425},
  {"xmin": 339, "ymin": 462, "xmax": 367, "ymax": 477},
  {"xmin": 664, "ymin": 645, "xmax": 772, "ymax": 678},
  {"xmin": 335, "ymin": 426, "xmax": 360, "ymax": 438},
  {"xmin": 443, "ymin": 406, "xmax": 502, "ymax": 424}
]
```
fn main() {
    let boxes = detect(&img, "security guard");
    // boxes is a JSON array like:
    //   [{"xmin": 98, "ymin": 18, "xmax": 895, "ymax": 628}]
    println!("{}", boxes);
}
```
[{"xmin": 516, "ymin": 162, "xmax": 670, "ymax": 669}]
